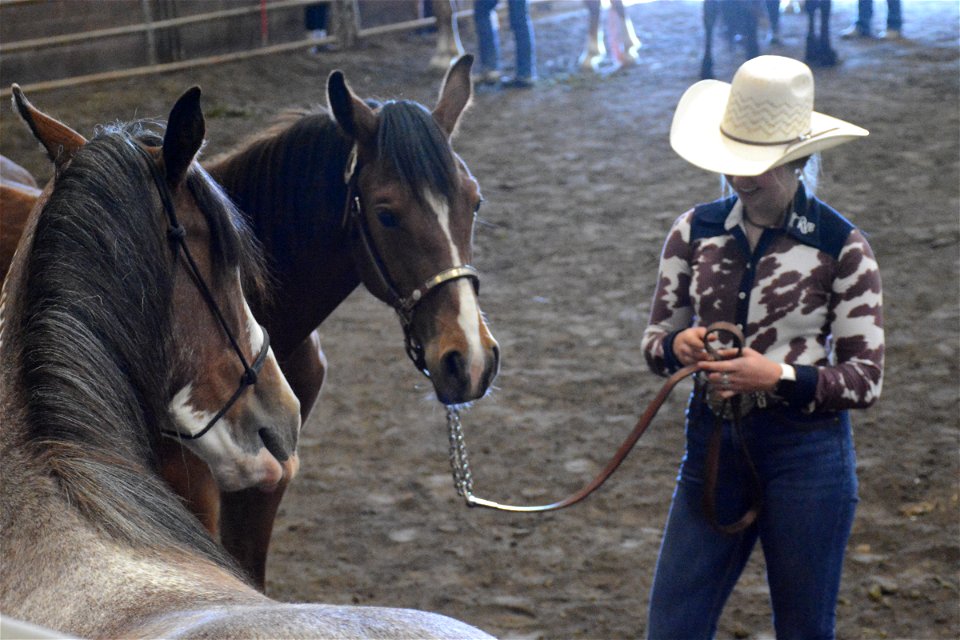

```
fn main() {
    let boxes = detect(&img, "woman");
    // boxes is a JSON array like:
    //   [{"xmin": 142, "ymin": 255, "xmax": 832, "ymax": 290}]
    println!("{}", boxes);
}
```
[{"xmin": 642, "ymin": 56, "xmax": 883, "ymax": 638}]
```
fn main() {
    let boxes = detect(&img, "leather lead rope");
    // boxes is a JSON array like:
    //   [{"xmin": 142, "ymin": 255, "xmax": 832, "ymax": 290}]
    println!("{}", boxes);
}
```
[
  {"xmin": 699, "ymin": 322, "xmax": 763, "ymax": 534},
  {"xmin": 450, "ymin": 321, "xmax": 762, "ymax": 534},
  {"xmin": 449, "ymin": 361, "xmax": 698, "ymax": 513}
]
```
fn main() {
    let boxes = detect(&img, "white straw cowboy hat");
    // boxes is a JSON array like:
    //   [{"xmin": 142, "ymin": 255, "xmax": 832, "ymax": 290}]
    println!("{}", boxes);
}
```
[{"xmin": 670, "ymin": 55, "xmax": 868, "ymax": 176}]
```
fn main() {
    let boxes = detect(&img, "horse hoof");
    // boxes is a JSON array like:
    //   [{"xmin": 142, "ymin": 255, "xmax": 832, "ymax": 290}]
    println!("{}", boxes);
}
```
[
  {"xmin": 578, "ymin": 52, "xmax": 604, "ymax": 72},
  {"xmin": 614, "ymin": 45, "xmax": 640, "ymax": 66}
]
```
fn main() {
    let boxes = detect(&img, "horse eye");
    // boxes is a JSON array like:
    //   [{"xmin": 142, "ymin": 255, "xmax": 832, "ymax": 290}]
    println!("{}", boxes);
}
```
[
  {"xmin": 473, "ymin": 200, "xmax": 483, "ymax": 217},
  {"xmin": 377, "ymin": 211, "xmax": 399, "ymax": 228}
]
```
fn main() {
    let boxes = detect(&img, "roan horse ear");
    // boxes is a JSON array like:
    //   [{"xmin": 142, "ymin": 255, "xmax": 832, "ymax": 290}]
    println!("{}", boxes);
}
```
[
  {"xmin": 327, "ymin": 70, "xmax": 378, "ymax": 145},
  {"xmin": 432, "ymin": 54, "xmax": 473, "ymax": 138},
  {"xmin": 11, "ymin": 83, "xmax": 87, "ymax": 171},
  {"xmin": 162, "ymin": 86, "xmax": 205, "ymax": 187}
]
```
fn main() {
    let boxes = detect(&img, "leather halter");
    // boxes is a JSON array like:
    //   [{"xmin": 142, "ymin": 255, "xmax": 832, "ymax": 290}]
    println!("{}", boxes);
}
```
[
  {"xmin": 132, "ymin": 144, "xmax": 271, "ymax": 441},
  {"xmin": 341, "ymin": 148, "xmax": 480, "ymax": 375}
]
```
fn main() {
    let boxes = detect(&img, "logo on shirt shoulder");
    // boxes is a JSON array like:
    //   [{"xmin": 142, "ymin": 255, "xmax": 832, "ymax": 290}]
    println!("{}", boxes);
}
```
[{"xmin": 792, "ymin": 214, "xmax": 816, "ymax": 235}]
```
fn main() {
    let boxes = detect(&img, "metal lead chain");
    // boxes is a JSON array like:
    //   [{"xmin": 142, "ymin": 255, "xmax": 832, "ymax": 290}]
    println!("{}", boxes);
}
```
[{"xmin": 446, "ymin": 407, "xmax": 474, "ymax": 502}]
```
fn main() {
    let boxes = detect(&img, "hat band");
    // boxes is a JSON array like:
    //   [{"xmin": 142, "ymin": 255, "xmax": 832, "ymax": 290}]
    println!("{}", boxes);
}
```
[{"xmin": 720, "ymin": 125, "xmax": 840, "ymax": 149}]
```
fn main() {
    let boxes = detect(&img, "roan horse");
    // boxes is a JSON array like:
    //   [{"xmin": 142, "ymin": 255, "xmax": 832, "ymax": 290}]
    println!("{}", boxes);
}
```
[
  {"xmin": 0, "ymin": 86, "xmax": 492, "ymax": 640},
  {"xmin": 5, "ymin": 87, "xmax": 303, "ymax": 495}
]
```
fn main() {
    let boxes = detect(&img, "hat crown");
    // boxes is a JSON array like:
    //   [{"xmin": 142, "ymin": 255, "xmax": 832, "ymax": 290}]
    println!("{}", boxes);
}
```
[{"xmin": 720, "ymin": 56, "xmax": 814, "ymax": 145}]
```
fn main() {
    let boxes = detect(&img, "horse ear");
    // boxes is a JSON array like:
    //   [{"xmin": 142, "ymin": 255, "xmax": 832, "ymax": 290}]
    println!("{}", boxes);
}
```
[
  {"xmin": 11, "ymin": 84, "xmax": 87, "ymax": 170},
  {"xmin": 327, "ymin": 70, "xmax": 378, "ymax": 145},
  {"xmin": 432, "ymin": 54, "xmax": 473, "ymax": 138},
  {"xmin": 162, "ymin": 86, "xmax": 205, "ymax": 186}
]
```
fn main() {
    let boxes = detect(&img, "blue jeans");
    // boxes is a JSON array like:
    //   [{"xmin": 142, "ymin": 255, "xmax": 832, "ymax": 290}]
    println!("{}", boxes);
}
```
[
  {"xmin": 856, "ymin": 0, "xmax": 903, "ymax": 33},
  {"xmin": 473, "ymin": 0, "xmax": 535, "ymax": 80},
  {"xmin": 647, "ymin": 404, "xmax": 859, "ymax": 639}
]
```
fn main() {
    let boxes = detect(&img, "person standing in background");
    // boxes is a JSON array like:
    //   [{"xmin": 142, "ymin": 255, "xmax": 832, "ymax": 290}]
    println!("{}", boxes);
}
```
[
  {"xmin": 841, "ymin": 0, "xmax": 903, "ymax": 39},
  {"xmin": 473, "ymin": 0, "xmax": 537, "ymax": 88}
]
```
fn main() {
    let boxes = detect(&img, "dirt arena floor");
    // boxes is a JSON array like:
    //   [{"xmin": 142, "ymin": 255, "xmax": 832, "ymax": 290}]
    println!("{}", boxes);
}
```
[{"xmin": 2, "ymin": 1, "xmax": 958, "ymax": 638}]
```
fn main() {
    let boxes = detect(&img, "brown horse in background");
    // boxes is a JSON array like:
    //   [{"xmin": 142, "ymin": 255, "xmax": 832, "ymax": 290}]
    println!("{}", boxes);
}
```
[
  {"xmin": 0, "ymin": 85, "xmax": 492, "ymax": 640},
  {"xmin": 0, "ymin": 155, "xmax": 40, "ymax": 282},
  {"xmin": 167, "ymin": 55, "xmax": 498, "ymax": 588}
]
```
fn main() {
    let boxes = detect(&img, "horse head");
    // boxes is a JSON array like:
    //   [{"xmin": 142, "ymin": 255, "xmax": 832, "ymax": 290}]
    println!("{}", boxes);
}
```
[
  {"xmin": 11, "ymin": 85, "xmax": 302, "ymax": 492},
  {"xmin": 327, "ymin": 55, "xmax": 500, "ymax": 406}
]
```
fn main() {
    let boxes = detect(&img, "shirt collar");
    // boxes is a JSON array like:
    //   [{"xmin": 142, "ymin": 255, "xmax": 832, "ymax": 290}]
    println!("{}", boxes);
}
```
[{"xmin": 724, "ymin": 186, "xmax": 822, "ymax": 247}]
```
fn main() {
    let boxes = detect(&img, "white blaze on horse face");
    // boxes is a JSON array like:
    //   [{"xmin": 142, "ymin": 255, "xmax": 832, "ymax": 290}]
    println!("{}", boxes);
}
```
[
  {"xmin": 241, "ymin": 294, "xmax": 302, "ymax": 434},
  {"xmin": 243, "ymin": 297, "xmax": 266, "ymax": 368},
  {"xmin": 167, "ymin": 383, "xmax": 219, "ymax": 438},
  {"xmin": 425, "ymin": 190, "xmax": 485, "ymax": 385}
]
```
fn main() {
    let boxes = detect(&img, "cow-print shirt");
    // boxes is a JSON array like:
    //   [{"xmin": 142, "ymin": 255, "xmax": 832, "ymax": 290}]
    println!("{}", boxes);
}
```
[{"xmin": 643, "ymin": 188, "xmax": 884, "ymax": 413}]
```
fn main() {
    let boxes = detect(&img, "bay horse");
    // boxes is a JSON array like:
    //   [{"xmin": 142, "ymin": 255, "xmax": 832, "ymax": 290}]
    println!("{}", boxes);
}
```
[
  {"xmin": 6, "ymin": 86, "xmax": 303, "ymax": 495},
  {"xmin": 803, "ymin": 1, "xmax": 838, "ymax": 68},
  {"xmin": 701, "ymin": 0, "xmax": 836, "ymax": 79},
  {"xmin": 178, "ymin": 54, "xmax": 498, "ymax": 588},
  {"xmin": 0, "ymin": 86, "xmax": 491, "ymax": 640},
  {"xmin": 0, "ymin": 155, "xmax": 40, "ymax": 282},
  {"xmin": 429, "ymin": 0, "xmax": 465, "ymax": 71},
  {"xmin": 580, "ymin": 0, "xmax": 642, "ymax": 71}
]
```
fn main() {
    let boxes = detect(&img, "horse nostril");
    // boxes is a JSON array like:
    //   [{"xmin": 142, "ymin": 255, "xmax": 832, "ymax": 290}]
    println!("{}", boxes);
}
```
[
  {"xmin": 491, "ymin": 344, "xmax": 501, "ymax": 370},
  {"xmin": 442, "ymin": 350, "xmax": 467, "ymax": 381},
  {"xmin": 258, "ymin": 428, "xmax": 289, "ymax": 462}
]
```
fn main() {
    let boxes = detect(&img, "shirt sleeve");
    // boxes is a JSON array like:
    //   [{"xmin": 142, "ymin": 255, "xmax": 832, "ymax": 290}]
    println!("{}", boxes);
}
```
[
  {"xmin": 642, "ymin": 210, "xmax": 695, "ymax": 377},
  {"xmin": 814, "ymin": 228, "xmax": 885, "ymax": 410}
]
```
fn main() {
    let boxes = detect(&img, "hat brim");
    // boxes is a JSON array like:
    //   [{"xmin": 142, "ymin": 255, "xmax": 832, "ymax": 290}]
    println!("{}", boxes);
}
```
[{"xmin": 670, "ymin": 80, "xmax": 869, "ymax": 177}]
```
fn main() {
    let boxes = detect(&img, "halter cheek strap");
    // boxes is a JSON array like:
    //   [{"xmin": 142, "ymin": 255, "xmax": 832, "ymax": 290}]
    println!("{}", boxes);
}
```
[
  {"xmin": 132, "ymin": 143, "xmax": 270, "ymax": 441},
  {"xmin": 166, "ymin": 328, "xmax": 271, "ymax": 441}
]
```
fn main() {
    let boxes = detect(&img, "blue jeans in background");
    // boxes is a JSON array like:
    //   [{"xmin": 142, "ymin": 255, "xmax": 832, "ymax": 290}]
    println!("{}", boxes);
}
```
[
  {"xmin": 647, "ymin": 404, "xmax": 859, "ymax": 640},
  {"xmin": 854, "ymin": 0, "xmax": 903, "ymax": 34},
  {"xmin": 473, "ymin": 0, "xmax": 535, "ymax": 81}
]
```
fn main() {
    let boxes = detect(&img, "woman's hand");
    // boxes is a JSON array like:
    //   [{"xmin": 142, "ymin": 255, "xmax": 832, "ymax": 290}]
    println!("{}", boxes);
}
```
[
  {"xmin": 697, "ymin": 347, "xmax": 782, "ymax": 399},
  {"xmin": 673, "ymin": 327, "xmax": 712, "ymax": 366}
]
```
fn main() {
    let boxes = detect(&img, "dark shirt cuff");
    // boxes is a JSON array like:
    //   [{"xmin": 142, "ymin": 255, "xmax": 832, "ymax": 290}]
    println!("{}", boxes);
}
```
[
  {"xmin": 662, "ymin": 330, "xmax": 683, "ymax": 373},
  {"xmin": 777, "ymin": 364, "xmax": 818, "ymax": 407}
]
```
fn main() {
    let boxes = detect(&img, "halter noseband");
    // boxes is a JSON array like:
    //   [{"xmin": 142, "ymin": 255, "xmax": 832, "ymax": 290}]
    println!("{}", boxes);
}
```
[
  {"xmin": 342, "ymin": 152, "xmax": 480, "ymax": 376},
  {"xmin": 133, "ymin": 143, "xmax": 270, "ymax": 441}
]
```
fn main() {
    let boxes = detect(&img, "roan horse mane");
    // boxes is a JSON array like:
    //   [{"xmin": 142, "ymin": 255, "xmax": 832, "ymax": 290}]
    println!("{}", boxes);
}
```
[{"xmin": 4, "ymin": 122, "xmax": 248, "ymax": 572}]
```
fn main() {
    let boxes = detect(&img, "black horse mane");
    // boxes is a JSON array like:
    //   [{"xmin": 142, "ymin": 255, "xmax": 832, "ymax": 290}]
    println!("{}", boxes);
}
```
[
  {"xmin": 207, "ymin": 99, "xmax": 457, "ymax": 273},
  {"xmin": 207, "ymin": 108, "xmax": 353, "ymax": 273},
  {"xmin": 13, "ymin": 122, "xmax": 250, "ymax": 573}
]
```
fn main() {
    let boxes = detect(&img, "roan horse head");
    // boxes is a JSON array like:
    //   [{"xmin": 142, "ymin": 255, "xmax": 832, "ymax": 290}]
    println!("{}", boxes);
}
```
[
  {"xmin": 328, "ymin": 55, "xmax": 500, "ymax": 405},
  {"xmin": 8, "ymin": 85, "xmax": 302, "ymax": 492}
]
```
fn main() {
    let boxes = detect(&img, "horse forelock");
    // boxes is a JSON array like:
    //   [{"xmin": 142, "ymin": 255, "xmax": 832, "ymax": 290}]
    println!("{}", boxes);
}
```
[
  {"xmin": 186, "ymin": 163, "xmax": 269, "ymax": 302},
  {"xmin": 377, "ymin": 100, "xmax": 457, "ymax": 207},
  {"xmin": 8, "ymin": 125, "xmax": 240, "ymax": 572}
]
